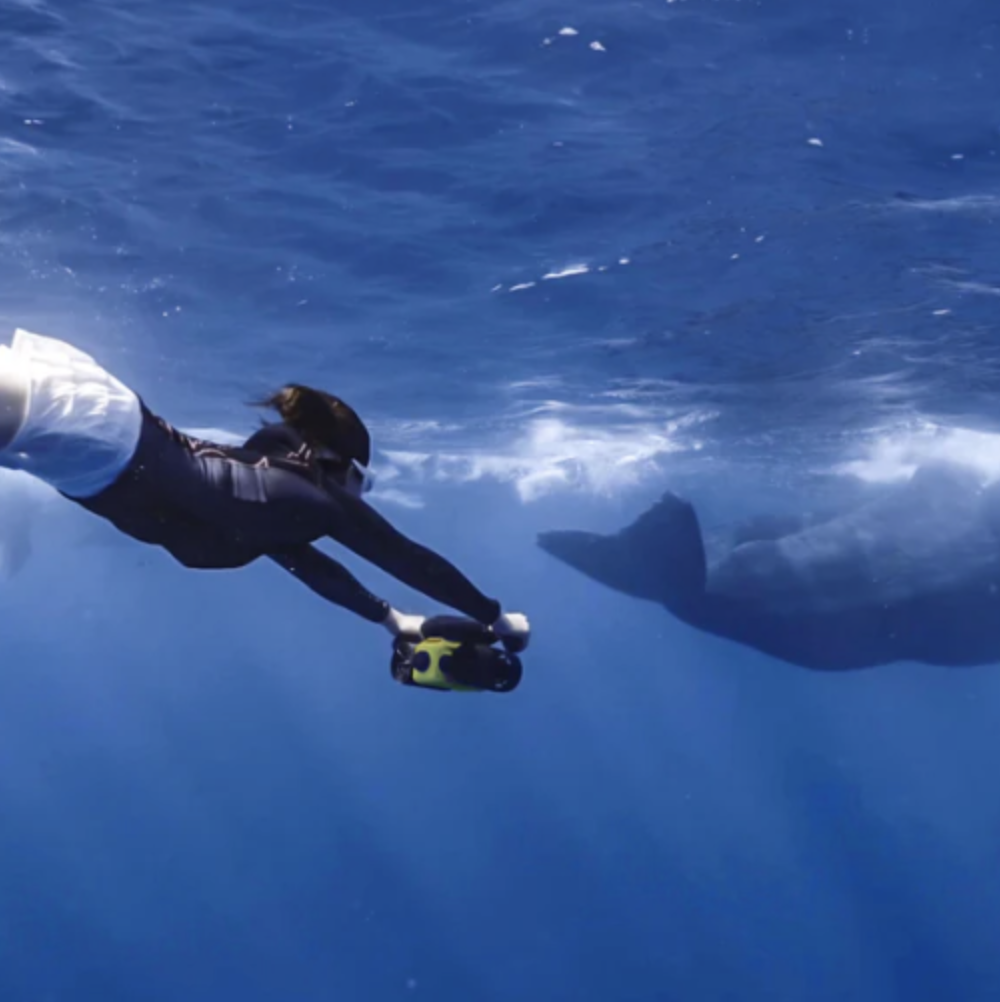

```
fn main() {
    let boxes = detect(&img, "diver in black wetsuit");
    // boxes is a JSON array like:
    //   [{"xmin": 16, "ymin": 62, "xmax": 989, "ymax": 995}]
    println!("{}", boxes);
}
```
[{"xmin": 0, "ymin": 329, "xmax": 531, "ymax": 648}]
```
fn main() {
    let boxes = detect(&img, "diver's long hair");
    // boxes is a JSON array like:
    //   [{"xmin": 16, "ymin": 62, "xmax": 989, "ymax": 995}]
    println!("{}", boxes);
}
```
[{"xmin": 254, "ymin": 384, "xmax": 371, "ymax": 466}]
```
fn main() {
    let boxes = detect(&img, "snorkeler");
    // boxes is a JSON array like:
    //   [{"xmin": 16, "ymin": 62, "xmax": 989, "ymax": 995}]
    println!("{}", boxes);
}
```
[{"xmin": 0, "ymin": 329, "xmax": 530, "ymax": 649}]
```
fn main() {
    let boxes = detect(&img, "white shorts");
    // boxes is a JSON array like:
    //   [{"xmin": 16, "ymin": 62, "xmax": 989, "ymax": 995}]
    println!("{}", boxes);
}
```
[{"xmin": 0, "ymin": 329, "xmax": 142, "ymax": 498}]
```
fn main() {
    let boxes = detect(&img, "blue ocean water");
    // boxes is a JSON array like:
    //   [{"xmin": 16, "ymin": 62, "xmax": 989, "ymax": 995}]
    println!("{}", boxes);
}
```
[{"xmin": 0, "ymin": 0, "xmax": 999, "ymax": 999}]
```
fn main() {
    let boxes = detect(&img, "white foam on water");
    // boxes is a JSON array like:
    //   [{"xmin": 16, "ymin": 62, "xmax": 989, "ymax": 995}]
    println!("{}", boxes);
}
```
[
  {"xmin": 0, "ymin": 138, "xmax": 38, "ymax": 156},
  {"xmin": 891, "ymin": 193, "xmax": 1000, "ymax": 215},
  {"xmin": 542, "ymin": 264, "xmax": 590, "ymax": 280},
  {"xmin": 380, "ymin": 406, "xmax": 713, "ymax": 503},
  {"xmin": 942, "ymin": 279, "xmax": 1000, "ymax": 297},
  {"xmin": 833, "ymin": 420, "xmax": 1000, "ymax": 485}
]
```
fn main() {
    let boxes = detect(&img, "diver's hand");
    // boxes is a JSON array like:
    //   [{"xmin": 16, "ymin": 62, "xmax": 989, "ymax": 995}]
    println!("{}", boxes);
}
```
[
  {"xmin": 492, "ymin": 611, "xmax": 531, "ymax": 653},
  {"xmin": 382, "ymin": 607, "xmax": 426, "ymax": 640}
]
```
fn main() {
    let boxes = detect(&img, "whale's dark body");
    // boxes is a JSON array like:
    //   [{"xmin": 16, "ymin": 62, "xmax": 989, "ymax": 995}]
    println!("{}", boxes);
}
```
[{"xmin": 538, "ymin": 463, "xmax": 1000, "ymax": 670}]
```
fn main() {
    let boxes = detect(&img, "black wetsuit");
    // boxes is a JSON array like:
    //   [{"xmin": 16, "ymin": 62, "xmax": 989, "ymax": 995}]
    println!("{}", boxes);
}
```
[{"xmin": 67, "ymin": 404, "xmax": 502, "ymax": 625}]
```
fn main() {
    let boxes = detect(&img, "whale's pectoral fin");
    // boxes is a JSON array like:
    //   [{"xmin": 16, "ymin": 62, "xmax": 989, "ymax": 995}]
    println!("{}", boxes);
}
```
[{"xmin": 537, "ymin": 491, "xmax": 707, "ymax": 609}]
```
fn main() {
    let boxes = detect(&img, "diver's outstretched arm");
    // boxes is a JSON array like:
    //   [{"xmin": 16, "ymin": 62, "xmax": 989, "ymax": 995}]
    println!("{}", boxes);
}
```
[
  {"xmin": 319, "ymin": 485, "xmax": 503, "ymax": 626},
  {"xmin": 269, "ymin": 544, "xmax": 426, "ymax": 636},
  {"xmin": 269, "ymin": 544, "xmax": 392, "ymax": 623},
  {"xmin": 271, "ymin": 544, "xmax": 434, "ymax": 641}
]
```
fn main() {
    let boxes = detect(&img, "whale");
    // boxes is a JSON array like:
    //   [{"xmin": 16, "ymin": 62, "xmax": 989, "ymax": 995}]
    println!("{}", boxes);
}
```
[{"xmin": 537, "ymin": 461, "xmax": 1000, "ymax": 670}]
